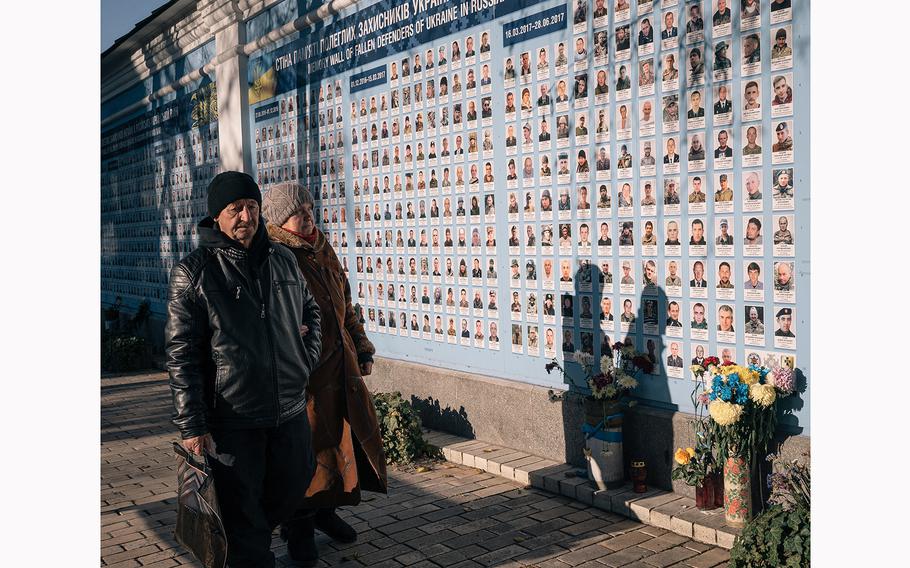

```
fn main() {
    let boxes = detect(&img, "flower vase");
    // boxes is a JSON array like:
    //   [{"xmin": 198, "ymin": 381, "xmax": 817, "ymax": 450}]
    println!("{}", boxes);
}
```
[
  {"xmin": 723, "ymin": 456, "xmax": 752, "ymax": 527},
  {"xmin": 695, "ymin": 477, "xmax": 717, "ymax": 510},
  {"xmin": 583, "ymin": 399, "xmax": 624, "ymax": 490}
]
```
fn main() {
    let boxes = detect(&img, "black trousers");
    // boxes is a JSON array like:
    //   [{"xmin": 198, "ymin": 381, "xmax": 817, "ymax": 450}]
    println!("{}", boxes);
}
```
[{"xmin": 209, "ymin": 413, "xmax": 315, "ymax": 568}]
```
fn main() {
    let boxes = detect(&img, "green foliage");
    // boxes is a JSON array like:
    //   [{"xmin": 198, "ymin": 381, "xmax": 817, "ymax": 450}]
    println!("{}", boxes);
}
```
[
  {"xmin": 102, "ymin": 334, "xmax": 151, "ymax": 372},
  {"xmin": 730, "ymin": 453, "xmax": 810, "ymax": 568},
  {"xmin": 372, "ymin": 392, "xmax": 441, "ymax": 464},
  {"xmin": 729, "ymin": 504, "xmax": 810, "ymax": 568}
]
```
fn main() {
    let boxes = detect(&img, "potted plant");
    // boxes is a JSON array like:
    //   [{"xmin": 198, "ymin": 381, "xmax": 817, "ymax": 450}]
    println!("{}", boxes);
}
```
[
  {"xmin": 545, "ymin": 341, "xmax": 653, "ymax": 490},
  {"xmin": 671, "ymin": 441, "xmax": 719, "ymax": 509},
  {"xmin": 695, "ymin": 358, "xmax": 797, "ymax": 527},
  {"xmin": 729, "ymin": 452, "xmax": 810, "ymax": 567}
]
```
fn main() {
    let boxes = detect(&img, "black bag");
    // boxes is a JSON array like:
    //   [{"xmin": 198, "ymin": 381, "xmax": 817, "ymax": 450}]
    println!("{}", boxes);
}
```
[{"xmin": 173, "ymin": 442, "xmax": 227, "ymax": 568}]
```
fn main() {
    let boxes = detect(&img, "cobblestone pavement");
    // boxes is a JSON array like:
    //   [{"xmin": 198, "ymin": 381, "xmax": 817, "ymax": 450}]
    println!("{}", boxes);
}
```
[{"xmin": 102, "ymin": 372, "xmax": 729, "ymax": 567}]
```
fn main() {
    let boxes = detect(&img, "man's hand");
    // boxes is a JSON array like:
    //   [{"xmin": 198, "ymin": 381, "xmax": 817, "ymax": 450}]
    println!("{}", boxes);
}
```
[
  {"xmin": 182, "ymin": 433, "xmax": 216, "ymax": 456},
  {"xmin": 359, "ymin": 361, "xmax": 373, "ymax": 376},
  {"xmin": 299, "ymin": 324, "xmax": 309, "ymax": 336}
]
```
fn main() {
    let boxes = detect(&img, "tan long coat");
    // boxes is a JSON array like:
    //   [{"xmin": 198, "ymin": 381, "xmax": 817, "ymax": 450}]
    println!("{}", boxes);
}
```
[{"xmin": 267, "ymin": 223, "xmax": 387, "ymax": 507}]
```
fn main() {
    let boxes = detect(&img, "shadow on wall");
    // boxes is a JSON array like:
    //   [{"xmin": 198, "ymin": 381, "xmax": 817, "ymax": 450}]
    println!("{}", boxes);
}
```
[
  {"xmin": 553, "ymin": 261, "xmax": 679, "ymax": 489},
  {"xmin": 409, "ymin": 395, "xmax": 475, "ymax": 440}
]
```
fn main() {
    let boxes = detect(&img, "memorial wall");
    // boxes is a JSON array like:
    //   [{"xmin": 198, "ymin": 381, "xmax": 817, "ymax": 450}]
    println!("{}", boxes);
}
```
[{"xmin": 101, "ymin": 0, "xmax": 809, "ymax": 433}]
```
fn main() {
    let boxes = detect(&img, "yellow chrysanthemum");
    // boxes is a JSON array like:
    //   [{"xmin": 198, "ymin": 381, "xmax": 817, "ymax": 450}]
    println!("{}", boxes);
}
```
[
  {"xmin": 686, "ymin": 447, "xmax": 696, "ymax": 458},
  {"xmin": 674, "ymin": 448, "xmax": 691, "ymax": 465},
  {"xmin": 732, "ymin": 366, "xmax": 759, "ymax": 385},
  {"xmin": 749, "ymin": 383, "xmax": 777, "ymax": 408},
  {"xmin": 718, "ymin": 365, "xmax": 737, "ymax": 378},
  {"xmin": 709, "ymin": 400, "xmax": 743, "ymax": 426}
]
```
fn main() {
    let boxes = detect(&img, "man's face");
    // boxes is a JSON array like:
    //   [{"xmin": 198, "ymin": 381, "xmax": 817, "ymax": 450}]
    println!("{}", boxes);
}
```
[
  {"xmin": 749, "ymin": 307, "xmax": 759, "ymax": 322},
  {"xmin": 691, "ymin": 92, "xmax": 701, "ymax": 108},
  {"xmin": 645, "ymin": 262, "xmax": 656, "ymax": 280},
  {"xmin": 718, "ymin": 131, "xmax": 728, "ymax": 147},
  {"xmin": 777, "ymin": 127, "xmax": 787, "ymax": 143},
  {"xmin": 745, "ymin": 84, "xmax": 759, "ymax": 102},
  {"xmin": 668, "ymin": 138, "xmax": 676, "ymax": 154},
  {"xmin": 216, "ymin": 198, "xmax": 260, "ymax": 247},
  {"xmin": 694, "ymin": 262, "xmax": 704, "ymax": 280},
  {"xmin": 693, "ymin": 305, "xmax": 705, "ymax": 323},
  {"xmin": 643, "ymin": 101, "xmax": 652, "ymax": 117},
  {"xmin": 779, "ymin": 313, "xmax": 792, "ymax": 332},
  {"xmin": 690, "ymin": 51, "xmax": 701, "ymax": 67},
  {"xmin": 745, "ymin": 37, "xmax": 758, "ymax": 57},
  {"xmin": 747, "ymin": 222, "xmax": 760, "ymax": 239},
  {"xmin": 720, "ymin": 223, "xmax": 728, "ymax": 236},
  {"xmin": 671, "ymin": 343, "xmax": 679, "ymax": 356},
  {"xmin": 777, "ymin": 263, "xmax": 792, "ymax": 284},
  {"xmin": 748, "ymin": 267, "xmax": 759, "ymax": 284},
  {"xmin": 719, "ymin": 309, "xmax": 733, "ymax": 331},
  {"xmin": 779, "ymin": 217, "xmax": 789, "ymax": 231},
  {"xmin": 746, "ymin": 127, "xmax": 757, "ymax": 144},
  {"xmin": 665, "ymin": 12, "xmax": 674, "ymax": 27},
  {"xmin": 669, "ymin": 303, "xmax": 680, "ymax": 320},
  {"xmin": 719, "ymin": 264, "xmax": 731, "ymax": 283},
  {"xmin": 580, "ymin": 226, "xmax": 589, "ymax": 239},
  {"xmin": 693, "ymin": 222, "xmax": 704, "ymax": 240},
  {"xmin": 778, "ymin": 172, "xmax": 790, "ymax": 187},
  {"xmin": 669, "ymin": 261, "xmax": 678, "ymax": 276},
  {"xmin": 576, "ymin": 38, "xmax": 585, "ymax": 53}
]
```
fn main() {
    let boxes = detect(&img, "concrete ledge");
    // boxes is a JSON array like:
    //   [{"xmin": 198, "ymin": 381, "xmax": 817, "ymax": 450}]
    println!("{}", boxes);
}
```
[{"xmin": 424, "ymin": 426, "xmax": 743, "ymax": 549}]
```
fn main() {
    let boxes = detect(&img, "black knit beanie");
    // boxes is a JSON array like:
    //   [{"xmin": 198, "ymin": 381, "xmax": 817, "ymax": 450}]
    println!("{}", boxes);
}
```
[{"xmin": 207, "ymin": 171, "xmax": 262, "ymax": 218}]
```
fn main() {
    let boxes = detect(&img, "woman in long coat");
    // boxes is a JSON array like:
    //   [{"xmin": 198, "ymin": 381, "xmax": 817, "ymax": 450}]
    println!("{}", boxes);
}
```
[{"xmin": 262, "ymin": 183, "xmax": 387, "ymax": 566}]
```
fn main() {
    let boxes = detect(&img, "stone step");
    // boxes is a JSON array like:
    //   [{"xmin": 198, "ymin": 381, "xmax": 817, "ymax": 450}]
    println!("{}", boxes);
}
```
[{"xmin": 423, "ymin": 426, "xmax": 742, "ymax": 549}]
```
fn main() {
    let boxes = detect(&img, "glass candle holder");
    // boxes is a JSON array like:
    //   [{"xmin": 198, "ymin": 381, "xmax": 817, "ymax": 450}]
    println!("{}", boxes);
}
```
[{"xmin": 630, "ymin": 460, "xmax": 647, "ymax": 493}]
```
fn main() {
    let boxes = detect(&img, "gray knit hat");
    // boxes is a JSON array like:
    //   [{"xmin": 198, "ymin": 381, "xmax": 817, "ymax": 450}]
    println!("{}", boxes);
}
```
[{"xmin": 261, "ymin": 182, "xmax": 314, "ymax": 226}]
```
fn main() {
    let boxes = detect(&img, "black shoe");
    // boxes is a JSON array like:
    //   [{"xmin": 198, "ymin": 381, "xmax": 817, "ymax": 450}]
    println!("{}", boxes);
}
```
[
  {"xmin": 281, "ymin": 516, "xmax": 319, "ymax": 567},
  {"xmin": 314, "ymin": 509, "xmax": 357, "ymax": 544}
]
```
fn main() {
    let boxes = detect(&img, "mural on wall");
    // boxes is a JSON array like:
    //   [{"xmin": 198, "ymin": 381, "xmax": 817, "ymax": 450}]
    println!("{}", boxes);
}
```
[{"xmin": 245, "ymin": 0, "xmax": 808, "ymax": 429}]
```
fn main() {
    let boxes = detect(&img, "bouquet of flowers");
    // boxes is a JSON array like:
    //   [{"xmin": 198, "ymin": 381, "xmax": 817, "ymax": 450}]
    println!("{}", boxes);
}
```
[
  {"xmin": 546, "ymin": 342, "xmax": 653, "ymax": 421},
  {"xmin": 693, "ymin": 358, "xmax": 796, "ymax": 464}
]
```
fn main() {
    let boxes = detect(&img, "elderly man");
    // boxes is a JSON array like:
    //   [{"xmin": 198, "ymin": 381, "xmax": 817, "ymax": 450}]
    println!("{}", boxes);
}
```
[{"xmin": 166, "ymin": 171, "xmax": 322, "ymax": 568}]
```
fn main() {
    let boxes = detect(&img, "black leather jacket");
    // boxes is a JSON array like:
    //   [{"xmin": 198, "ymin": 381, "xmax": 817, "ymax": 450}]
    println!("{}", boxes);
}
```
[{"xmin": 166, "ymin": 219, "xmax": 322, "ymax": 439}]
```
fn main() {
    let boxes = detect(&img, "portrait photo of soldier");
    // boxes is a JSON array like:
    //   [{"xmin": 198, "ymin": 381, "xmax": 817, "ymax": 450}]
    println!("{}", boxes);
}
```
[{"xmin": 744, "ymin": 305, "xmax": 765, "ymax": 335}]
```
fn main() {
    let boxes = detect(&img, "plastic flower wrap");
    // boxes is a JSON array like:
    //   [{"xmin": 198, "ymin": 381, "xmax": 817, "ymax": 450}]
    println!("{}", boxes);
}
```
[{"xmin": 708, "ymin": 399, "xmax": 743, "ymax": 426}]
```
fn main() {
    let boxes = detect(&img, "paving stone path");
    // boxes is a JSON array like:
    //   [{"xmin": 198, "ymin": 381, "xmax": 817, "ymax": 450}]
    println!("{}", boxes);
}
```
[{"xmin": 101, "ymin": 372, "xmax": 729, "ymax": 567}]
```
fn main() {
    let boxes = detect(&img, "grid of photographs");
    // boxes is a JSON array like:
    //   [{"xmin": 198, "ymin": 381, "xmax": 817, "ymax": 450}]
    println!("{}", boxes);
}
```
[
  {"xmin": 322, "ymin": 1, "xmax": 801, "ymax": 378},
  {"xmin": 101, "ymin": 83, "xmax": 221, "ymax": 307}
]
